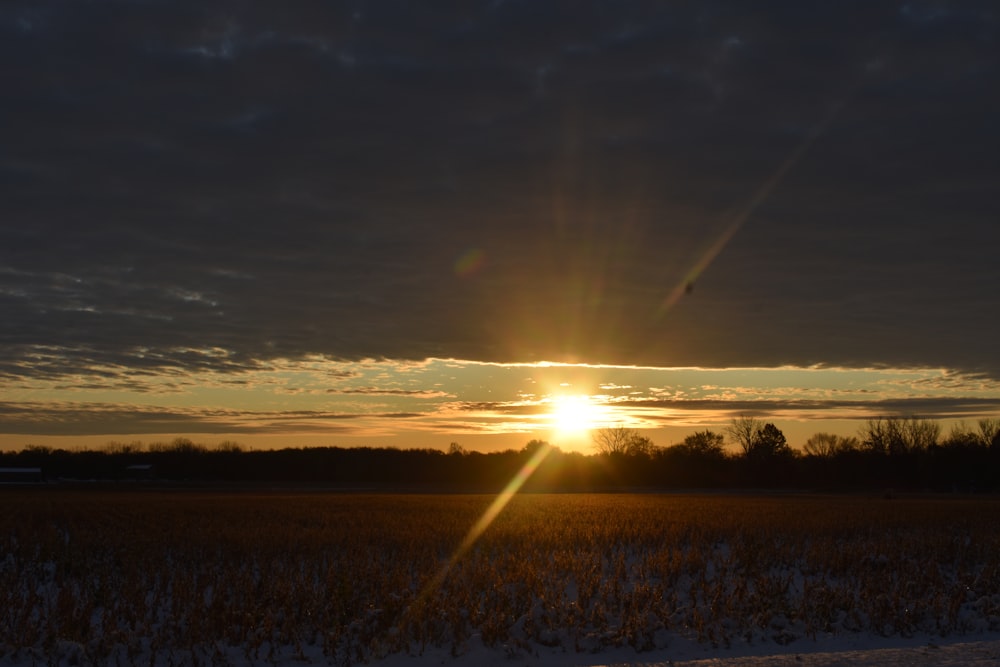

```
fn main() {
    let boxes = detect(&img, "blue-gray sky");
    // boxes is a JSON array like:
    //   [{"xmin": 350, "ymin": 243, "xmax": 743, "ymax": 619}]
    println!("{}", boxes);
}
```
[{"xmin": 2, "ymin": 1, "xmax": 998, "ymax": 448}]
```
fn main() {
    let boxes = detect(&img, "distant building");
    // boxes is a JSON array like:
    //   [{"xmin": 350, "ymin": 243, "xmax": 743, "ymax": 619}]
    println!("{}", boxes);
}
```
[
  {"xmin": 0, "ymin": 467, "xmax": 44, "ymax": 484},
  {"xmin": 125, "ymin": 463, "xmax": 156, "ymax": 480}
]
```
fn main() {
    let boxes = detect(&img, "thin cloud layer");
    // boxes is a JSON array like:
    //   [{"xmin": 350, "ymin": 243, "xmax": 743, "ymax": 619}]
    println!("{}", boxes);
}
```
[
  {"xmin": 4, "ymin": 390, "xmax": 1000, "ymax": 439},
  {"xmin": 1, "ymin": 1, "xmax": 998, "ymax": 383},
  {"xmin": 4, "ymin": 360, "xmax": 1000, "ymax": 440}
]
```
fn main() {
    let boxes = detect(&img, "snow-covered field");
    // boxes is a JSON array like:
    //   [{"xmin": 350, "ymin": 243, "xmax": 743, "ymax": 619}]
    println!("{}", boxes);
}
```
[
  {"xmin": 370, "ymin": 634, "xmax": 1000, "ymax": 666},
  {"xmin": 3, "ymin": 492, "xmax": 999, "ymax": 666},
  {"xmin": 4, "ymin": 633, "xmax": 1000, "ymax": 666}
]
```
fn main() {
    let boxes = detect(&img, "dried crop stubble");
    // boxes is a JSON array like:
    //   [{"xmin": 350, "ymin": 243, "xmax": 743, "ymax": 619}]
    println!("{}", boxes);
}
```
[{"xmin": 0, "ymin": 491, "xmax": 998, "ymax": 664}]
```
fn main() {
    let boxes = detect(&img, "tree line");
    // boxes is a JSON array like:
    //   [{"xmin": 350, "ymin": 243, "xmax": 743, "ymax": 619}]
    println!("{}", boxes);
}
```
[
  {"xmin": 592, "ymin": 415, "xmax": 1000, "ymax": 491},
  {"xmin": 3, "ymin": 416, "xmax": 999, "ymax": 491}
]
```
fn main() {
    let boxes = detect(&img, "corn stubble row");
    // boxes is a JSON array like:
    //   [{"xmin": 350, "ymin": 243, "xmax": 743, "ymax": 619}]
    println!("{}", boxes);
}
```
[{"xmin": 1, "ymin": 492, "xmax": 999, "ymax": 665}]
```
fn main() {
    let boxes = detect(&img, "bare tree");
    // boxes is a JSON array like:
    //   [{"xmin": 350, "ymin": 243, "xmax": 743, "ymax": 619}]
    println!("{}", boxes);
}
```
[
  {"xmin": 592, "ymin": 426, "xmax": 654, "ymax": 456},
  {"xmin": 804, "ymin": 432, "xmax": 859, "ymax": 458},
  {"xmin": 804, "ymin": 432, "xmax": 837, "ymax": 457},
  {"xmin": 861, "ymin": 416, "xmax": 939, "ymax": 455},
  {"xmin": 944, "ymin": 422, "xmax": 979, "ymax": 447},
  {"xmin": 861, "ymin": 417, "xmax": 893, "ymax": 454},
  {"xmin": 727, "ymin": 417, "xmax": 791, "ymax": 460},
  {"xmin": 979, "ymin": 418, "xmax": 1000, "ymax": 448},
  {"xmin": 726, "ymin": 415, "xmax": 762, "ymax": 457},
  {"xmin": 592, "ymin": 426, "xmax": 632, "ymax": 455},
  {"xmin": 902, "ymin": 417, "xmax": 939, "ymax": 451}
]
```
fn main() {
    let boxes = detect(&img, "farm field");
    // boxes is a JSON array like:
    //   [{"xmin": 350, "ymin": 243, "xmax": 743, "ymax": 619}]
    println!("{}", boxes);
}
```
[{"xmin": 1, "ymin": 490, "xmax": 999, "ymax": 666}]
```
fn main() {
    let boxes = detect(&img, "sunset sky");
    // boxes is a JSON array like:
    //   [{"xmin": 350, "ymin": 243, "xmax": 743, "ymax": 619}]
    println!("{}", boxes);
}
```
[{"xmin": 2, "ymin": 1, "xmax": 998, "ymax": 452}]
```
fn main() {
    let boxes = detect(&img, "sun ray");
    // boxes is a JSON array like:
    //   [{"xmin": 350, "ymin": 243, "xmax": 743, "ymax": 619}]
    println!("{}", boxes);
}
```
[{"xmin": 405, "ymin": 441, "xmax": 555, "ymax": 619}]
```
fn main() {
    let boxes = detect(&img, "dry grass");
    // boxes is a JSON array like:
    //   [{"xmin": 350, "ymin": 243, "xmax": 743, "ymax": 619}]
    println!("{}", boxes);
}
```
[{"xmin": 1, "ymin": 491, "xmax": 999, "ymax": 664}]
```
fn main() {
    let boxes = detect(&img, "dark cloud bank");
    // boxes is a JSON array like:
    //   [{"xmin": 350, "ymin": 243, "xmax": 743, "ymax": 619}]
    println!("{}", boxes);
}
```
[{"xmin": 2, "ymin": 1, "xmax": 998, "ymax": 381}]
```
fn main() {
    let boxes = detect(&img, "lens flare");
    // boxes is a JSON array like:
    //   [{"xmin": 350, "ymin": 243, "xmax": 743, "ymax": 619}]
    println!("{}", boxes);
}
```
[
  {"xmin": 453, "ymin": 442, "xmax": 553, "ymax": 558},
  {"xmin": 454, "ymin": 247, "xmax": 486, "ymax": 277},
  {"xmin": 407, "ymin": 441, "xmax": 554, "ymax": 615},
  {"xmin": 658, "ymin": 94, "xmax": 853, "ymax": 317}
]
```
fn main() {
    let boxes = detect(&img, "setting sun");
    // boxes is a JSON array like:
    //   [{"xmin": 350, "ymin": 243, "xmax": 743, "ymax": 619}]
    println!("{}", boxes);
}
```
[{"xmin": 549, "ymin": 394, "xmax": 601, "ymax": 442}]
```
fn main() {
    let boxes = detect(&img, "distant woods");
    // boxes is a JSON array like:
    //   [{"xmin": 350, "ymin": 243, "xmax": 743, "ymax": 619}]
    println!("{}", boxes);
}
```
[{"xmin": 4, "ymin": 416, "xmax": 1000, "ymax": 492}]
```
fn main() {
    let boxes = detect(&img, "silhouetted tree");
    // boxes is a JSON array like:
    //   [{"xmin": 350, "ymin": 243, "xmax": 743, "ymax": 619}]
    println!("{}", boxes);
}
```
[
  {"xmin": 726, "ymin": 415, "xmax": 762, "ymax": 457},
  {"xmin": 905, "ymin": 418, "xmax": 940, "ymax": 451},
  {"xmin": 628, "ymin": 435, "xmax": 656, "ymax": 457},
  {"xmin": 728, "ymin": 416, "xmax": 791, "ymax": 460},
  {"xmin": 592, "ymin": 427, "xmax": 653, "ymax": 456},
  {"xmin": 803, "ymin": 432, "xmax": 859, "ymax": 458},
  {"xmin": 521, "ymin": 439, "xmax": 551, "ymax": 456},
  {"xmin": 751, "ymin": 423, "xmax": 791, "ymax": 460},
  {"xmin": 943, "ymin": 423, "xmax": 983, "ymax": 449},
  {"xmin": 6, "ymin": 416, "xmax": 997, "ymax": 492},
  {"xmin": 103, "ymin": 441, "xmax": 145, "ymax": 455},
  {"xmin": 216, "ymin": 440, "xmax": 243, "ymax": 453},
  {"xmin": 678, "ymin": 430, "xmax": 726, "ymax": 457},
  {"xmin": 860, "ymin": 417, "xmax": 939, "ymax": 455},
  {"xmin": 656, "ymin": 430, "xmax": 731, "ymax": 487},
  {"xmin": 979, "ymin": 418, "xmax": 1000, "ymax": 449}
]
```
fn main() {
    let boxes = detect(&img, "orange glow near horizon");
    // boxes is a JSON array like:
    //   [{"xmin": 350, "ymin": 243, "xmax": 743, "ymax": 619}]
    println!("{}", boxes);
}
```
[{"xmin": 4, "ymin": 357, "xmax": 1000, "ymax": 454}]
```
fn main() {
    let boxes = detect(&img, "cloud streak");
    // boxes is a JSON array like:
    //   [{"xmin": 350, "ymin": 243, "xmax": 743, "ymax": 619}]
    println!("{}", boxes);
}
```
[
  {"xmin": 0, "ymin": 400, "xmax": 422, "ymax": 437},
  {"xmin": 4, "ymin": 360, "xmax": 999, "ymax": 441},
  {"xmin": 5, "ymin": 394, "xmax": 1000, "ymax": 440}
]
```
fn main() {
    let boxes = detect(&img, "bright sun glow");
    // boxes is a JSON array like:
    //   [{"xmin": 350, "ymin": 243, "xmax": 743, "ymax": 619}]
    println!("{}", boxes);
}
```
[{"xmin": 549, "ymin": 394, "xmax": 600, "ymax": 440}]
